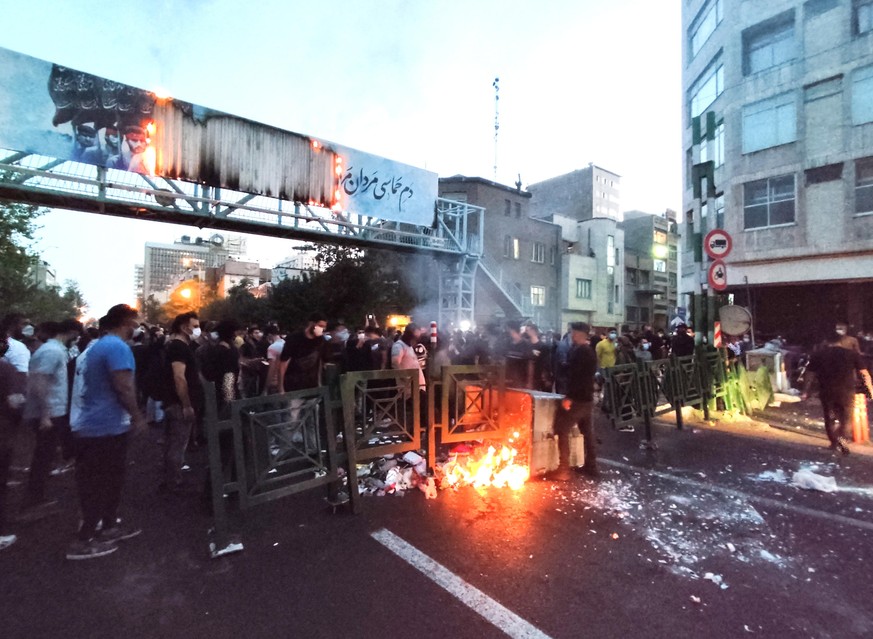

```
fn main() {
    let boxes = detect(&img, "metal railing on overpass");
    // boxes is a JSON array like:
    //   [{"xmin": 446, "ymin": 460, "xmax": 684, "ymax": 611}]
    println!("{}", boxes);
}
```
[{"xmin": 0, "ymin": 148, "xmax": 484, "ymax": 257}]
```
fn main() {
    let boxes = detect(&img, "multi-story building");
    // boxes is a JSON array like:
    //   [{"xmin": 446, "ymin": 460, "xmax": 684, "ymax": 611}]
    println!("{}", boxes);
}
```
[
  {"xmin": 529, "ymin": 166, "xmax": 625, "ymax": 331},
  {"xmin": 142, "ymin": 233, "xmax": 245, "ymax": 301},
  {"xmin": 133, "ymin": 264, "xmax": 144, "ymax": 308},
  {"xmin": 272, "ymin": 251, "xmax": 322, "ymax": 284},
  {"xmin": 682, "ymin": 0, "xmax": 873, "ymax": 341},
  {"xmin": 622, "ymin": 210, "xmax": 681, "ymax": 331},
  {"xmin": 207, "ymin": 260, "xmax": 272, "ymax": 298},
  {"xmin": 27, "ymin": 258, "xmax": 57, "ymax": 290},
  {"xmin": 439, "ymin": 176, "xmax": 561, "ymax": 330}
]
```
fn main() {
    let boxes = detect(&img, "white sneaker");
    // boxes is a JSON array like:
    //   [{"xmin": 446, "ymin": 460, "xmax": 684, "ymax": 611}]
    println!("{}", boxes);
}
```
[{"xmin": 0, "ymin": 534, "xmax": 18, "ymax": 550}]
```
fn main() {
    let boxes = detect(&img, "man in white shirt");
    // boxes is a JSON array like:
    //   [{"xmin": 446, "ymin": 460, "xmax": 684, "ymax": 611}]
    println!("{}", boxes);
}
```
[{"xmin": 2, "ymin": 313, "xmax": 32, "ymax": 374}]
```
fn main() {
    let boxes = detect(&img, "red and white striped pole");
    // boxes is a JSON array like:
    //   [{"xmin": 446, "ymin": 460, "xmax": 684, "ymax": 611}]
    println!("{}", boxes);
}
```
[
  {"xmin": 713, "ymin": 321, "xmax": 723, "ymax": 348},
  {"xmin": 430, "ymin": 321, "xmax": 438, "ymax": 346}
]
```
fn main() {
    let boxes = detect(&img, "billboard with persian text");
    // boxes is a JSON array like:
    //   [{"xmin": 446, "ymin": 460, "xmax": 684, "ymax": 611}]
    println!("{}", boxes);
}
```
[{"xmin": 0, "ymin": 46, "xmax": 437, "ymax": 226}]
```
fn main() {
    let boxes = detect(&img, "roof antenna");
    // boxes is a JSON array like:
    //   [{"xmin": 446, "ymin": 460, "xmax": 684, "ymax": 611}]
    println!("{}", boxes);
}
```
[
  {"xmin": 492, "ymin": 77, "xmax": 500, "ymax": 180},
  {"xmin": 515, "ymin": 173, "xmax": 522, "ymax": 192}
]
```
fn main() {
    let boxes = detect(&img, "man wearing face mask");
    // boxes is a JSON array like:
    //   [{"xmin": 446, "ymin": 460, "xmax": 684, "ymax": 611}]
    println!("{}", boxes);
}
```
[
  {"xmin": 159, "ymin": 312, "xmax": 204, "ymax": 494},
  {"xmin": 2, "ymin": 313, "xmax": 32, "ymax": 375},
  {"xmin": 17, "ymin": 319, "xmax": 82, "ymax": 521},
  {"xmin": 595, "ymin": 328, "xmax": 618, "ymax": 372},
  {"xmin": 279, "ymin": 313, "xmax": 328, "ymax": 393},
  {"xmin": 68, "ymin": 304, "xmax": 145, "ymax": 559},
  {"xmin": 834, "ymin": 322, "xmax": 861, "ymax": 353}
]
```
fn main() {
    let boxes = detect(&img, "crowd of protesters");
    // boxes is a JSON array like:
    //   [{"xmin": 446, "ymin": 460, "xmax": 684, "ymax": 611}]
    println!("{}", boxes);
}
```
[{"xmin": 1, "ymin": 301, "xmax": 794, "ymax": 559}]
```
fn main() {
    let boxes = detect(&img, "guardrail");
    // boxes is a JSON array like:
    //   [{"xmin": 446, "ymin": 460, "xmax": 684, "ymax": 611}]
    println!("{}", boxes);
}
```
[{"xmin": 602, "ymin": 349, "xmax": 745, "ymax": 442}]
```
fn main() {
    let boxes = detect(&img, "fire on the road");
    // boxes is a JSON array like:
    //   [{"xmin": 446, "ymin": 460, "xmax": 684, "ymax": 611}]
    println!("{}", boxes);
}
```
[{"xmin": 436, "ymin": 432, "xmax": 530, "ymax": 491}]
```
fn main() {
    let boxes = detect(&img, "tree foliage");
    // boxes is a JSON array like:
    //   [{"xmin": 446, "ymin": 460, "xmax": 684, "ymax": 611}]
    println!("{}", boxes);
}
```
[
  {"xmin": 192, "ymin": 246, "xmax": 426, "ymax": 331},
  {"xmin": 0, "ymin": 201, "xmax": 85, "ymax": 322}
]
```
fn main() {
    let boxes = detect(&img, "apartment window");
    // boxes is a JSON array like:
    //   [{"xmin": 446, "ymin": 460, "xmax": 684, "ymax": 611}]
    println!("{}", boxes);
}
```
[
  {"xmin": 639, "ymin": 270, "xmax": 650, "ymax": 285},
  {"xmin": 503, "ymin": 235, "xmax": 518, "ymax": 258},
  {"xmin": 742, "ymin": 92, "xmax": 796, "ymax": 153},
  {"xmin": 714, "ymin": 122, "xmax": 725, "ymax": 167},
  {"xmin": 742, "ymin": 11, "xmax": 795, "ymax": 76},
  {"xmin": 689, "ymin": 0, "xmax": 723, "ymax": 60},
  {"xmin": 654, "ymin": 230, "xmax": 667, "ymax": 244},
  {"xmin": 806, "ymin": 0, "xmax": 838, "ymax": 19},
  {"xmin": 852, "ymin": 65, "xmax": 873, "ymax": 124},
  {"xmin": 576, "ymin": 278, "xmax": 592, "ymax": 299},
  {"xmin": 606, "ymin": 235, "xmax": 616, "ymax": 267},
  {"xmin": 626, "ymin": 268, "xmax": 638, "ymax": 285},
  {"xmin": 514, "ymin": 202, "xmax": 522, "ymax": 218},
  {"xmin": 504, "ymin": 199, "xmax": 511, "ymax": 216},
  {"xmin": 744, "ymin": 174, "xmax": 796, "ymax": 229},
  {"xmin": 626, "ymin": 306, "xmax": 639, "ymax": 322},
  {"xmin": 531, "ymin": 242, "xmax": 545, "ymax": 263},
  {"xmin": 689, "ymin": 57, "xmax": 724, "ymax": 118},
  {"xmin": 856, "ymin": 157, "xmax": 873, "ymax": 214},
  {"xmin": 640, "ymin": 307, "xmax": 650, "ymax": 323},
  {"xmin": 549, "ymin": 246, "xmax": 557, "ymax": 266},
  {"xmin": 854, "ymin": 0, "xmax": 873, "ymax": 35},
  {"xmin": 531, "ymin": 286, "xmax": 546, "ymax": 307},
  {"xmin": 715, "ymin": 194, "xmax": 725, "ymax": 229},
  {"xmin": 669, "ymin": 273, "xmax": 677, "ymax": 287},
  {"xmin": 654, "ymin": 260, "xmax": 667, "ymax": 273},
  {"xmin": 668, "ymin": 245, "xmax": 678, "ymax": 262}
]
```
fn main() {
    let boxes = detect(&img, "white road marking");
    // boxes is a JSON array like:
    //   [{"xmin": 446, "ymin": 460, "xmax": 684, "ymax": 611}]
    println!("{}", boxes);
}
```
[
  {"xmin": 370, "ymin": 528, "xmax": 553, "ymax": 639},
  {"xmin": 601, "ymin": 458, "xmax": 873, "ymax": 533}
]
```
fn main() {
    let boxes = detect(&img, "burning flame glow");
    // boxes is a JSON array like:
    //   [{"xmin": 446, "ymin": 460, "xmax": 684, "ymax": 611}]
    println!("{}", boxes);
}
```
[
  {"xmin": 142, "ymin": 146, "xmax": 157, "ymax": 176},
  {"xmin": 438, "ymin": 444, "xmax": 529, "ymax": 491}
]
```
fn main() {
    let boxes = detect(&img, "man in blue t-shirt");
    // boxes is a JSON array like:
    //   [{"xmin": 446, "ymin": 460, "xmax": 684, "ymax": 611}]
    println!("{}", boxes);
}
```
[{"xmin": 67, "ymin": 304, "xmax": 146, "ymax": 561}]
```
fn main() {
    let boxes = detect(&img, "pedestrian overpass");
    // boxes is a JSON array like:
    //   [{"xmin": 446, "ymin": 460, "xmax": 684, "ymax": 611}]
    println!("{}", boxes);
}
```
[{"xmin": 0, "ymin": 45, "xmax": 485, "ymax": 328}]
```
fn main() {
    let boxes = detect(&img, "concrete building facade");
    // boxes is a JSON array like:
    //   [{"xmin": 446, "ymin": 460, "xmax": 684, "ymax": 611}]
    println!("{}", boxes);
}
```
[
  {"xmin": 682, "ymin": 0, "xmax": 873, "ymax": 341},
  {"xmin": 143, "ymin": 234, "xmax": 246, "ymax": 301},
  {"xmin": 529, "ymin": 166, "xmax": 626, "ymax": 331},
  {"xmin": 439, "ymin": 176, "xmax": 561, "ymax": 331},
  {"xmin": 622, "ymin": 210, "xmax": 681, "ymax": 331}
]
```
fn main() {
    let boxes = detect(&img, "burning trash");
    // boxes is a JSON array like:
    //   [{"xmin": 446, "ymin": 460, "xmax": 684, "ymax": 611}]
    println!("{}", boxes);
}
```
[
  {"xmin": 355, "ymin": 435, "xmax": 531, "ymax": 498},
  {"xmin": 434, "ymin": 439, "xmax": 529, "ymax": 491}
]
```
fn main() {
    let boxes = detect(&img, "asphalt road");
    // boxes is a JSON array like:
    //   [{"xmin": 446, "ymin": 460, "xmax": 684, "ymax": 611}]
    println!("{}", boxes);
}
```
[{"xmin": 3, "ymin": 409, "xmax": 873, "ymax": 639}]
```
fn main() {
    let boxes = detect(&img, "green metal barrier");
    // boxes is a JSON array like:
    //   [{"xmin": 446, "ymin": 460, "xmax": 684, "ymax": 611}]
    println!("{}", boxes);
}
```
[
  {"xmin": 603, "ymin": 363, "xmax": 642, "ymax": 431},
  {"xmin": 204, "ymin": 382, "xmax": 345, "ymax": 558},
  {"xmin": 602, "ymin": 350, "xmax": 740, "ymax": 441},
  {"xmin": 340, "ymin": 368, "xmax": 421, "ymax": 514},
  {"xmin": 426, "ymin": 365, "xmax": 507, "ymax": 471}
]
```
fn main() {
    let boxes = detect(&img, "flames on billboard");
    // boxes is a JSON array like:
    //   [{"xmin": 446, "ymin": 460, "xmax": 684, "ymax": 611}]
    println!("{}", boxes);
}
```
[{"xmin": 0, "ymin": 46, "xmax": 438, "ymax": 227}]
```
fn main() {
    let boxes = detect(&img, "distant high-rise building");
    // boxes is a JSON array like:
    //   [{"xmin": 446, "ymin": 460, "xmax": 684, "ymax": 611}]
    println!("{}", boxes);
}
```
[
  {"xmin": 682, "ymin": 0, "xmax": 873, "ymax": 340},
  {"xmin": 142, "ymin": 233, "xmax": 245, "ymax": 301}
]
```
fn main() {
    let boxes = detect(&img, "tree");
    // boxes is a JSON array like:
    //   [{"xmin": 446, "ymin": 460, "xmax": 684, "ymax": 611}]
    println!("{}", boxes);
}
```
[
  {"xmin": 0, "ymin": 201, "xmax": 83, "ymax": 322},
  {"xmin": 142, "ymin": 294, "xmax": 163, "ymax": 325},
  {"xmin": 0, "ymin": 200, "xmax": 41, "ymax": 310}
]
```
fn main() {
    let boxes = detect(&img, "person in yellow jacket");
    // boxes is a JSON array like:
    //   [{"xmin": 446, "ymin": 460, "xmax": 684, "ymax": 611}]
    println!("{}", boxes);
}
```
[{"xmin": 595, "ymin": 329, "xmax": 618, "ymax": 371}]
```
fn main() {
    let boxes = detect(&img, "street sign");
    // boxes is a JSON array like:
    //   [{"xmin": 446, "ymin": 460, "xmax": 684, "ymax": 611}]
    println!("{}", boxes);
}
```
[
  {"xmin": 704, "ymin": 229, "xmax": 733, "ymax": 260},
  {"xmin": 708, "ymin": 259, "xmax": 728, "ymax": 291}
]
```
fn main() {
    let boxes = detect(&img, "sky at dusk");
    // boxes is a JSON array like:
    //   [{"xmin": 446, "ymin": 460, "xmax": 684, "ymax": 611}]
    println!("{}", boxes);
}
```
[{"xmin": 0, "ymin": 0, "xmax": 682, "ymax": 317}]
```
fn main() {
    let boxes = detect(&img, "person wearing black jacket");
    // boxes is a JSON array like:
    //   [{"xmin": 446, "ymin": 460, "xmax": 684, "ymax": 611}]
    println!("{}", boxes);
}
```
[{"xmin": 548, "ymin": 322, "xmax": 599, "ymax": 481}]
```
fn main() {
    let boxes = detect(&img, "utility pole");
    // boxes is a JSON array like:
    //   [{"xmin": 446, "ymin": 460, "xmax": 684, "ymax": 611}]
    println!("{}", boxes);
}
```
[{"xmin": 492, "ymin": 77, "xmax": 500, "ymax": 180}]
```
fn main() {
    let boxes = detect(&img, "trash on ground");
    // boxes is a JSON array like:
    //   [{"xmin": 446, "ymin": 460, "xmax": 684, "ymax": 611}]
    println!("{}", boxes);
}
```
[{"xmin": 791, "ymin": 470, "xmax": 837, "ymax": 493}]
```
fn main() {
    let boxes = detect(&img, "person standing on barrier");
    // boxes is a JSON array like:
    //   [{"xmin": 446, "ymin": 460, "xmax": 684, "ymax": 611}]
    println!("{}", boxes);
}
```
[
  {"xmin": 803, "ymin": 331, "xmax": 873, "ymax": 455},
  {"xmin": 548, "ymin": 322, "xmax": 599, "ymax": 482}
]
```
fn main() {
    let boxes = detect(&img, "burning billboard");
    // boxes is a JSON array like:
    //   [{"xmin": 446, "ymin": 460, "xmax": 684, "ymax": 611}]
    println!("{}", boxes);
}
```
[{"xmin": 0, "ymin": 46, "xmax": 438, "ymax": 226}]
